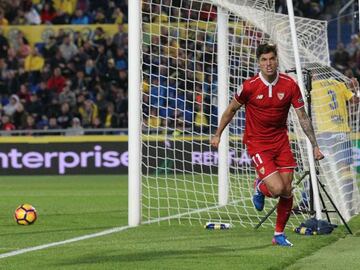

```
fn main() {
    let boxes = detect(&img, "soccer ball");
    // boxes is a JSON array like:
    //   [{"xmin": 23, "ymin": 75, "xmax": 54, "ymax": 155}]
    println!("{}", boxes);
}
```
[{"xmin": 14, "ymin": 204, "xmax": 37, "ymax": 225}]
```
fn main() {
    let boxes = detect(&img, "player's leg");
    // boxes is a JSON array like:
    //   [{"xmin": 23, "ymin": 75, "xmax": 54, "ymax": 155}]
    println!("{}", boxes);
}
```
[
  {"xmin": 258, "ymin": 170, "xmax": 294, "ymax": 247},
  {"xmin": 250, "ymin": 151, "xmax": 280, "ymax": 211},
  {"xmin": 274, "ymin": 171, "xmax": 293, "ymax": 233},
  {"xmin": 257, "ymin": 170, "xmax": 294, "ymax": 247},
  {"xmin": 272, "ymin": 139, "xmax": 296, "ymax": 247}
]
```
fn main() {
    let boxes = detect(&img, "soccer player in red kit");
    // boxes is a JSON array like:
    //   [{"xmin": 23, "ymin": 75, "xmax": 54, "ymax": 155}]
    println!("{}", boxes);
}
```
[{"xmin": 211, "ymin": 43, "xmax": 324, "ymax": 247}]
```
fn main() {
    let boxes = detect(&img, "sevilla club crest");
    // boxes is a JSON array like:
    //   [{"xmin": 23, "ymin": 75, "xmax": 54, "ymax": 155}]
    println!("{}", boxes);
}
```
[
  {"xmin": 259, "ymin": 167, "xmax": 265, "ymax": 175},
  {"xmin": 277, "ymin": 93, "xmax": 285, "ymax": 100}
]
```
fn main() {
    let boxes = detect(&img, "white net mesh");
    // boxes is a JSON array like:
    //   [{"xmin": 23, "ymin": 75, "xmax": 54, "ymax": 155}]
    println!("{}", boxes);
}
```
[{"xmin": 140, "ymin": 0, "xmax": 359, "ymax": 227}]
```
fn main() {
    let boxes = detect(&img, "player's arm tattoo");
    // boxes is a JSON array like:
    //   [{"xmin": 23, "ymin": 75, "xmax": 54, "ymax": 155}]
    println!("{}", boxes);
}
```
[{"xmin": 295, "ymin": 107, "xmax": 318, "ymax": 148}]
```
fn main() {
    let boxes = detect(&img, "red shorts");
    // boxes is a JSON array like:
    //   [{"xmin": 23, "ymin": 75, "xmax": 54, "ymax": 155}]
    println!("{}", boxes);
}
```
[{"xmin": 246, "ymin": 136, "xmax": 296, "ymax": 179}]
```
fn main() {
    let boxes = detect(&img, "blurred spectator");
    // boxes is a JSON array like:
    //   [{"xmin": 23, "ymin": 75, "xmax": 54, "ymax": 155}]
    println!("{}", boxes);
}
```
[
  {"xmin": 5, "ymin": 0, "xmax": 21, "ymax": 24},
  {"xmin": 14, "ymin": 32, "xmax": 31, "ymax": 59},
  {"xmin": 42, "ymin": 36, "xmax": 58, "ymax": 60},
  {"xmin": 47, "ymin": 116, "xmax": 60, "ymax": 130},
  {"xmin": 71, "ymin": 8, "xmax": 89, "ymax": 24},
  {"xmin": 103, "ymin": 58, "xmax": 118, "ymax": 84},
  {"xmin": 112, "ymin": 24, "xmax": 127, "ymax": 49},
  {"xmin": 52, "ymin": 10, "xmax": 69, "ymax": 24},
  {"xmin": 194, "ymin": 103, "xmax": 209, "ymax": 134},
  {"xmin": 40, "ymin": 2, "xmax": 57, "ymax": 24},
  {"xmin": 333, "ymin": 43, "xmax": 350, "ymax": 71},
  {"xmin": 147, "ymin": 107, "xmax": 161, "ymax": 129},
  {"xmin": 102, "ymin": 102, "xmax": 119, "ymax": 128},
  {"xmin": 12, "ymin": 8, "xmax": 26, "ymax": 25},
  {"xmin": 24, "ymin": 47, "xmax": 44, "ymax": 72},
  {"xmin": 91, "ymin": 116, "xmax": 103, "ymax": 129},
  {"xmin": 65, "ymin": 117, "xmax": 84, "ymax": 136},
  {"xmin": 117, "ymin": 69, "xmax": 128, "ymax": 91},
  {"xmin": 3, "ymin": 94, "xmax": 20, "ymax": 116},
  {"xmin": 84, "ymin": 58, "xmax": 97, "ymax": 83},
  {"xmin": 59, "ymin": 80, "xmax": 76, "ymax": 107},
  {"xmin": 57, "ymin": 102, "xmax": 72, "ymax": 128},
  {"xmin": 78, "ymin": 98, "xmax": 98, "ymax": 127},
  {"xmin": 47, "ymin": 67, "xmax": 66, "ymax": 94},
  {"xmin": 115, "ymin": 87, "xmax": 128, "ymax": 127},
  {"xmin": 346, "ymin": 34, "xmax": 360, "ymax": 58},
  {"xmin": 92, "ymin": 27, "xmax": 106, "ymax": 46},
  {"xmin": 49, "ymin": 49, "xmax": 66, "ymax": 70},
  {"xmin": 111, "ymin": 7, "xmax": 125, "ymax": 24},
  {"xmin": 114, "ymin": 47, "xmax": 127, "ymax": 71},
  {"xmin": 59, "ymin": 35, "xmax": 78, "ymax": 62},
  {"xmin": 24, "ymin": 47, "xmax": 44, "ymax": 84},
  {"xmin": 93, "ymin": 8, "xmax": 106, "ymax": 24},
  {"xmin": 17, "ymin": 84, "xmax": 30, "ymax": 103},
  {"xmin": 12, "ymin": 100, "xmax": 26, "ymax": 128},
  {"xmin": 53, "ymin": 0, "xmax": 77, "ymax": 16},
  {"xmin": 95, "ymin": 91, "xmax": 107, "ymax": 119},
  {"xmin": 43, "ymin": 95, "xmax": 59, "ymax": 118},
  {"xmin": 0, "ymin": 8, "xmax": 9, "ymax": 26},
  {"xmin": 24, "ymin": 3, "xmax": 41, "ymax": 25},
  {"xmin": 1, "ymin": 115, "xmax": 15, "ymax": 131},
  {"xmin": 36, "ymin": 115, "xmax": 49, "ymax": 130},
  {"xmin": 200, "ymin": 3, "xmax": 217, "ymax": 21},
  {"xmin": 26, "ymin": 92, "xmax": 43, "ymax": 120},
  {"xmin": 95, "ymin": 44, "xmax": 108, "ymax": 74},
  {"xmin": 23, "ymin": 114, "xmax": 37, "ymax": 134},
  {"xmin": 76, "ymin": 0, "xmax": 90, "ymax": 12},
  {"xmin": 0, "ymin": 28, "xmax": 9, "ymax": 58},
  {"xmin": 72, "ymin": 70, "xmax": 87, "ymax": 92}
]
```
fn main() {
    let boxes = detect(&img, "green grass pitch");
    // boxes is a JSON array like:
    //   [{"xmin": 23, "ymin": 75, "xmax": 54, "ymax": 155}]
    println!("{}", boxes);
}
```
[{"xmin": 0, "ymin": 175, "xmax": 359, "ymax": 269}]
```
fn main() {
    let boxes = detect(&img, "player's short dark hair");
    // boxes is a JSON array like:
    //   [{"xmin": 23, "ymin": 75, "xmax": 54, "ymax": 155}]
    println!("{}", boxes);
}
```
[{"xmin": 256, "ymin": 43, "xmax": 277, "ymax": 59}]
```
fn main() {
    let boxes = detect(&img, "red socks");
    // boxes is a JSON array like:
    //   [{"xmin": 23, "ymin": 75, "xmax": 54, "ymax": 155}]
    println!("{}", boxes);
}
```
[
  {"xmin": 258, "ymin": 181, "xmax": 272, "ymax": 197},
  {"xmin": 275, "ymin": 195, "xmax": 293, "ymax": 233}
]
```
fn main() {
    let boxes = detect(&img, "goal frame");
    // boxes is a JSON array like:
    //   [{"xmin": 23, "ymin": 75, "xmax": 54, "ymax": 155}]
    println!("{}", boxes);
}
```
[{"xmin": 128, "ymin": 0, "xmax": 324, "ymax": 226}]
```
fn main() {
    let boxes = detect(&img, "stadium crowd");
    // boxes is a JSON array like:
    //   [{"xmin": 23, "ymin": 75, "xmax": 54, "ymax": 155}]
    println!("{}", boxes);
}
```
[
  {"xmin": 0, "ymin": 0, "xmax": 357, "ymax": 135},
  {"xmin": 0, "ymin": 0, "xmax": 129, "ymax": 134}
]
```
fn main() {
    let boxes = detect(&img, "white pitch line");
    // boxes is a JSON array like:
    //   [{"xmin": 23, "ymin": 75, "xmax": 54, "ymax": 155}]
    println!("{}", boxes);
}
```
[
  {"xmin": 0, "ymin": 225, "xmax": 131, "ymax": 259},
  {"xmin": 0, "ymin": 203, "xmax": 231, "ymax": 259}
]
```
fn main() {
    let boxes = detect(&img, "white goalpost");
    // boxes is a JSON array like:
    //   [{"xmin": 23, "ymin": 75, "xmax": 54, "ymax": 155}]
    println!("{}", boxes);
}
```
[{"xmin": 129, "ymin": 0, "xmax": 360, "ymax": 227}]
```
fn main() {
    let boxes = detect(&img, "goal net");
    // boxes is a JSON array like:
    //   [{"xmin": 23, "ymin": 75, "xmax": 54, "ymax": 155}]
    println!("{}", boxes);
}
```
[
  {"xmin": 140, "ymin": 0, "xmax": 359, "ymax": 227},
  {"xmin": 305, "ymin": 63, "xmax": 360, "ymax": 221}
]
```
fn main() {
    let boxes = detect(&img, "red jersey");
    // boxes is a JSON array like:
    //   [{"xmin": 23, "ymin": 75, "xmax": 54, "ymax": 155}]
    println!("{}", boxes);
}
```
[{"xmin": 234, "ymin": 72, "xmax": 304, "ymax": 146}]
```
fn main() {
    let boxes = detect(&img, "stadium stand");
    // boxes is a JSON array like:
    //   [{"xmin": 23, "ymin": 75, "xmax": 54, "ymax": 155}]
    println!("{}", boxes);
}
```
[
  {"xmin": 0, "ymin": 0, "xmax": 357, "ymax": 134},
  {"xmin": 0, "ymin": 0, "xmax": 128, "ymax": 133}
]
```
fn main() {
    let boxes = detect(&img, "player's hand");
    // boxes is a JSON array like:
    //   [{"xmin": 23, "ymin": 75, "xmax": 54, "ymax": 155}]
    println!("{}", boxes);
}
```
[
  {"xmin": 313, "ymin": 146, "xmax": 324, "ymax": 160},
  {"xmin": 210, "ymin": 134, "xmax": 221, "ymax": 148}
]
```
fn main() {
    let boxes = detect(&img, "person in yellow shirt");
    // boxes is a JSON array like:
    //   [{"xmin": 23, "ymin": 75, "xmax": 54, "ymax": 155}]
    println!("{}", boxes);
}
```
[
  {"xmin": 312, "ymin": 78, "xmax": 357, "ymax": 133},
  {"xmin": 79, "ymin": 99, "xmax": 99, "ymax": 128},
  {"xmin": 24, "ymin": 47, "xmax": 44, "ymax": 72},
  {"xmin": 53, "ymin": 0, "xmax": 77, "ymax": 15},
  {"xmin": 194, "ymin": 103, "xmax": 209, "ymax": 134},
  {"xmin": 148, "ymin": 107, "xmax": 161, "ymax": 130},
  {"xmin": 24, "ymin": 47, "xmax": 45, "ymax": 84},
  {"xmin": 311, "ymin": 65, "xmax": 359, "ymax": 216}
]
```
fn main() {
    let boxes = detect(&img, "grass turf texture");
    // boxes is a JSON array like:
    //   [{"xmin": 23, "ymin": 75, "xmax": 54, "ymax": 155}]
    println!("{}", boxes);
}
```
[{"xmin": 0, "ymin": 175, "xmax": 358, "ymax": 269}]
